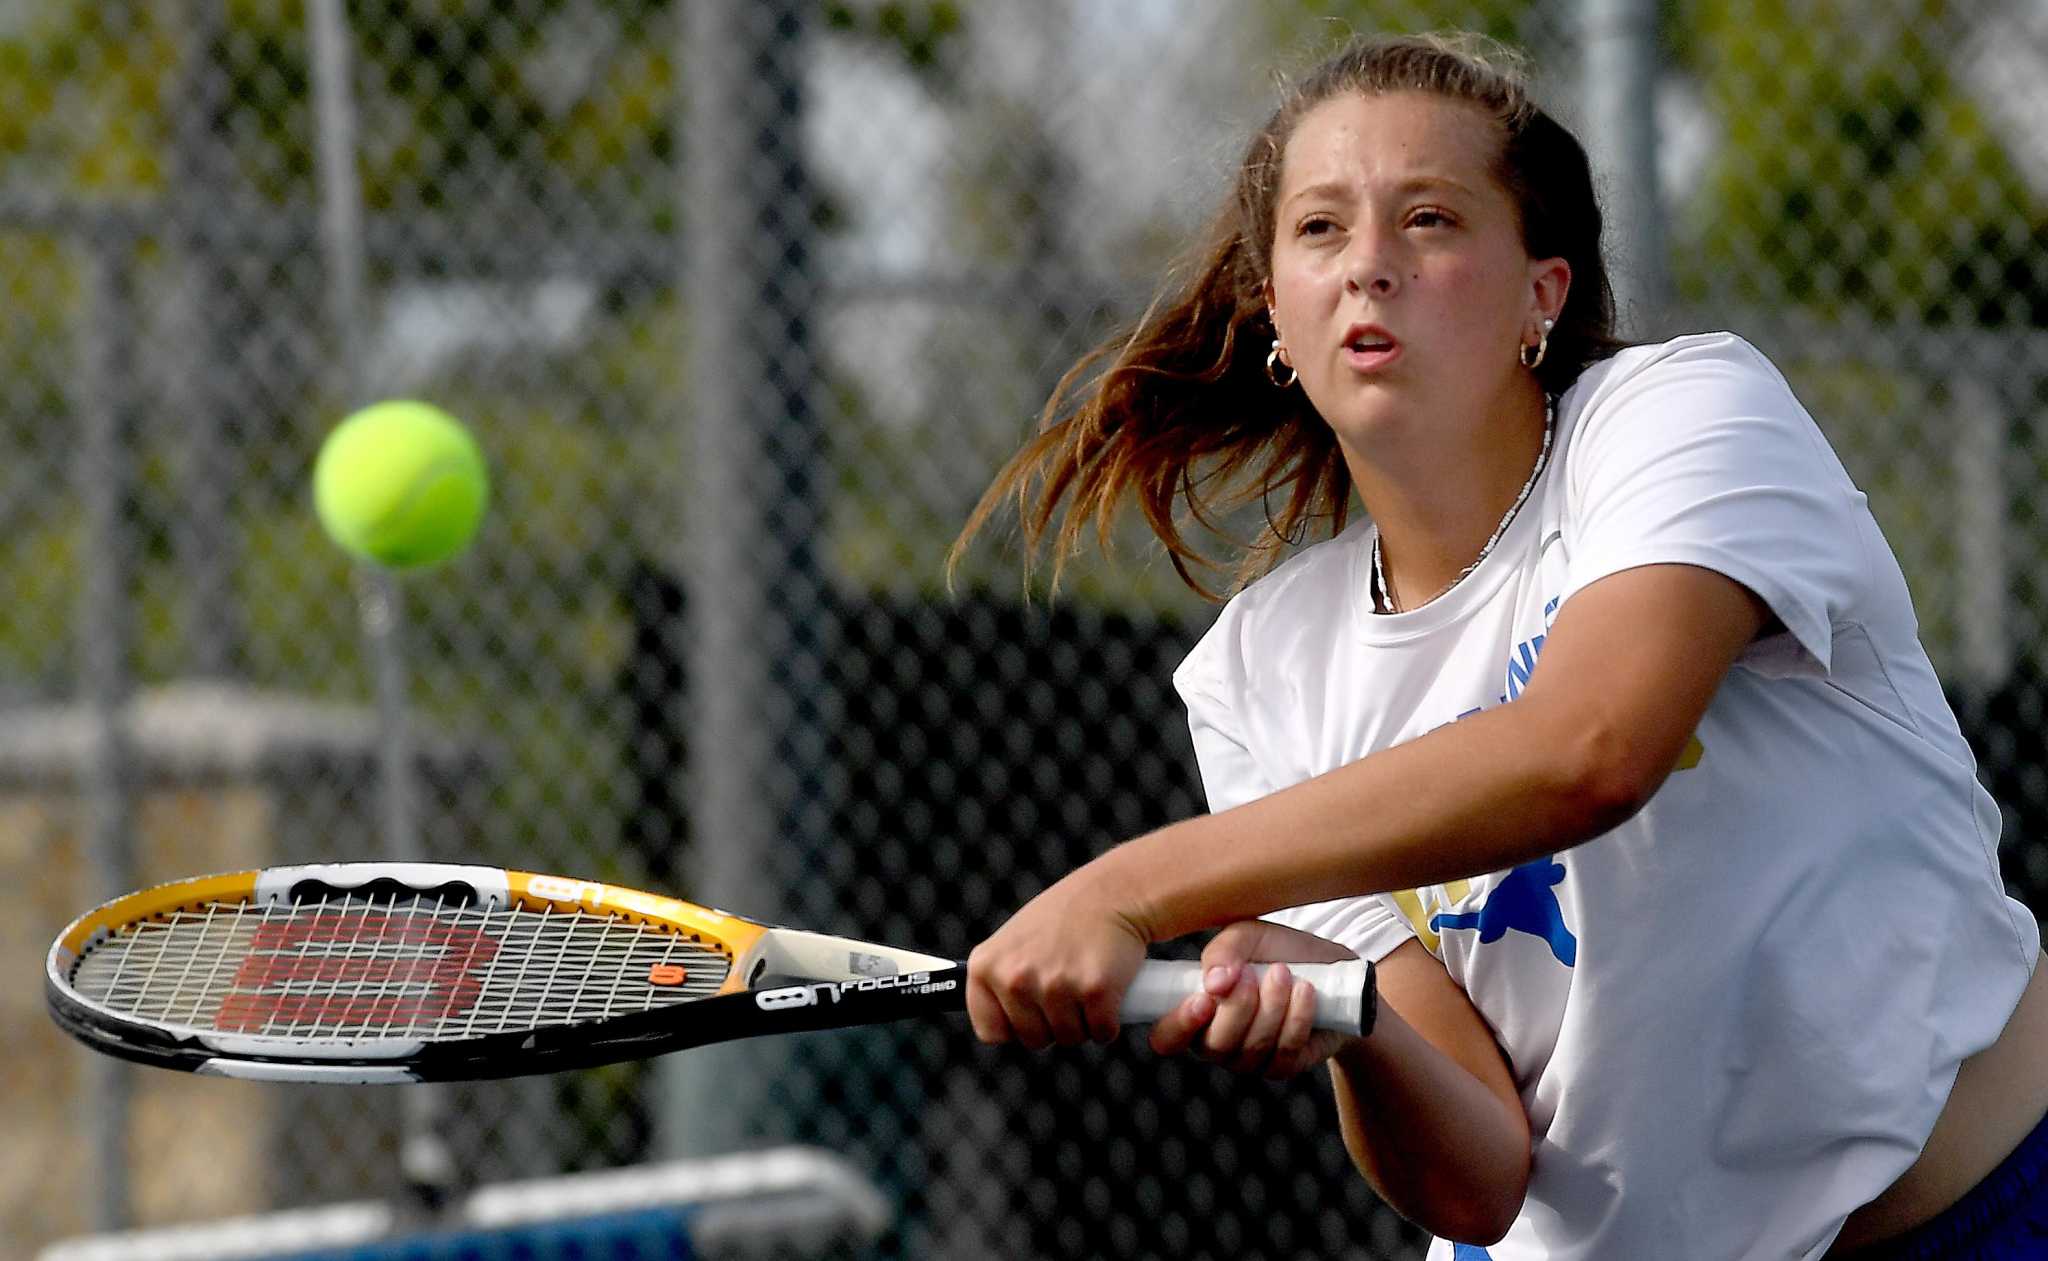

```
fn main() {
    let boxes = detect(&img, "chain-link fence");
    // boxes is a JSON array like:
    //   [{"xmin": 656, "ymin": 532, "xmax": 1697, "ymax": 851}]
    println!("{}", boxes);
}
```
[{"xmin": 7, "ymin": 1, "xmax": 2046, "ymax": 1258}]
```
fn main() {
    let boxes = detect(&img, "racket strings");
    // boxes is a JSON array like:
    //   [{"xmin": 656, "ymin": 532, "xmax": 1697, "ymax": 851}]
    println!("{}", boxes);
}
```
[{"xmin": 68, "ymin": 893, "xmax": 733, "ymax": 1042}]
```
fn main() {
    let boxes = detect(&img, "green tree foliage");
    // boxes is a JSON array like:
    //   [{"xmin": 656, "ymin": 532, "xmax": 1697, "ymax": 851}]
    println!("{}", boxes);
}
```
[
  {"xmin": 1666, "ymin": 1, "xmax": 2048, "ymax": 674},
  {"xmin": 824, "ymin": 0, "xmax": 963, "ymax": 80},
  {"xmin": 1672, "ymin": 0, "xmax": 2048, "ymax": 327},
  {"xmin": 0, "ymin": 3, "xmax": 172, "ymax": 195}
]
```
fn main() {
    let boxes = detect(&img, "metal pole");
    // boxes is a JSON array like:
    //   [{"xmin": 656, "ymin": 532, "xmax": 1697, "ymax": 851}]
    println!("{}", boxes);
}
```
[
  {"xmin": 311, "ymin": 0, "xmax": 416, "ymax": 866},
  {"xmin": 310, "ymin": 0, "xmax": 446, "ymax": 1207},
  {"xmin": 166, "ymin": 0, "xmax": 242, "ymax": 679},
  {"xmin": 1018, "ymin": 0, "xmax": 1076, "ymax": 394},
  {"xmin": 310, "ymin": 0, "xmax": 366, "ymax": 400},
  {"xmin": 76, "ymin": 233, "xmax": 139, "ymax": 1235},
  {"xmin": 666, "ymin": 0, "xmax": 823, "ymax": 1157},
  {"xmin": 1580, "ymin": 0, "xmax": 1668, "ymax": 336}
]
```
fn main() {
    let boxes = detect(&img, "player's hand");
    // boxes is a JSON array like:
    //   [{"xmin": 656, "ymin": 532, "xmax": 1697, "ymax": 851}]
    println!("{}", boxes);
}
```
[
  {"xmin": 1148, "ymin": 920, "xmax": 1359, "ymax": 1080},
  {"xmin": 966, "ymin": 866, "xmax": 1149, "ymax": 1050}
]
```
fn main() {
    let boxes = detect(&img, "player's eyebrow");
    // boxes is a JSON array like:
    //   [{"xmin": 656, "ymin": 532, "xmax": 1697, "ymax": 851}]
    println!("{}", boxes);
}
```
[{"xmin": 1389, "ymin": 174, "xmax": 1480, "ymax": 200}]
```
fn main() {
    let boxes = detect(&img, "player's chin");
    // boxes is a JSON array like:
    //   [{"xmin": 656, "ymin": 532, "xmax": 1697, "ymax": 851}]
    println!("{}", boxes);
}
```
[{"xmin": 1310, "ymin": 381, "xmax": 1411, "ymax": 444}]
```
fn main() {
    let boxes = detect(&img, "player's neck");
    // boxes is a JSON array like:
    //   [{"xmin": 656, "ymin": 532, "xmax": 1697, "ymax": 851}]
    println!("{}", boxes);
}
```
[{"xmin": 1352, "ymin": 393, "xmax": 1552, "ymax": 612}]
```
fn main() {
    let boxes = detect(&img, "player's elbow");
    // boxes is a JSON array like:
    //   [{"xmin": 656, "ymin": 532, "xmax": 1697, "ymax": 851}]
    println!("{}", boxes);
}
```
[
  {"xmin": 1548, "ymin": 712, "xmax": 1666, "ymax": 835},
  {"xmin": 1441, "ymin": 1193, "xmax": 1524, "ymax": 1249},
  {"xmin": 1440, "ymin": 1132, "xmax": 1530, "ymax": 1245},
  {"xmin": 1375, "ymin": 1150, "xmax": 1527, "ymax": 1246},
  {"xmin": 1342, "ymin": 1112, "xmax": 1529, "ymax": 1246}
]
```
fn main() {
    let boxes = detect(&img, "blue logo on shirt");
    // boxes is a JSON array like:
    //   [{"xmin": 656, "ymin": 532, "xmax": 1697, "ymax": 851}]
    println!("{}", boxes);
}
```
[
  {"xmin": 1452, "ymin": 1244, "xmax": 1494, "ymax": 1260},
  {"xmin": 1430, "ymin": 856, "xmax": 1577, "ymax": 967}
]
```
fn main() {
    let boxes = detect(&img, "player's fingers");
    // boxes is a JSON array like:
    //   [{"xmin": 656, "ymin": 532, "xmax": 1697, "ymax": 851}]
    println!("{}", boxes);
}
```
[
  {"xmin": 1199, "ymin": 957, "xmax": 1245, "ymax": 997},
  {"xmin": 1038, "ymin": 982, "xmax": 1092, "ymax": 1048},
  {"xmin": 1147, "ymin": 990, "xmax": 1217, "ymax": 1057},
  {"xmin": 1265, "ymin": 977, "xmax": 1320, "ymax": 1080},
  {"xmin": 1048, "ymin": 967, "xmax": 1131, "ymax": 1046},
  {"xmin": 995, "ymin": 988, "xmax": 1055, "ymax": 1051},
  {"xmin": 964, "ymin": 974, "xmax": 1013, "ymax": 1045},
  {"xmin": 973, "ymin": 952, "xmax": 1058, "ymax": 1050},
  {"xmin": 1229, "ymin": 962, "xmax": 1293, "ymax": 1075},
  {"xmin": 1198, "ymin": 968, "xmax": 1260, "ymax": 1061},
  {"xmin": 1080, "ymin": 983, "xmax": 1124, "ymax": 1044}
]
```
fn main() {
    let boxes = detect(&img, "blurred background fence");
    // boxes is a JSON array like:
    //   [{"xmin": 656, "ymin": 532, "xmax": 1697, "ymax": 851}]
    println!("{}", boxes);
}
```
[{"xmin": 6, "ymin": 1, "xmax": 2046, "ymax": 1258}]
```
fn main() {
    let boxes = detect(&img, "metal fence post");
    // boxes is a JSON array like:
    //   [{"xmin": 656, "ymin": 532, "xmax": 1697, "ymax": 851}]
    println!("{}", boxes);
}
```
[
  {"xmin": 309, "ymin": 0, "xmax": 447, "ymax": 1205},
  {"xmin": 75, "ymin": 228, "xmax": 139, "ymax": 1235},
  {"xmin": 1580, "ymin": 0, "xmax": 1668, "ymax": 335},
  {"xmin": 165, "ymin": 0, "xmax": 242, "ymax": 680},
  {"xmin": 666, "ymin": 0, "xmax": 824, "ymax": 1157}
]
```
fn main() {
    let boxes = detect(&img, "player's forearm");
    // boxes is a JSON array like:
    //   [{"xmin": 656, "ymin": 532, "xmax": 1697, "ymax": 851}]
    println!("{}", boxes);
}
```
[
  {"xmin": 1099, "ymin": 697, "xmax": 1639, "ymax": 943},
  {"xmin": 1327, "ymin": 1009, "xmax": 1531, "ymax": 1243}
]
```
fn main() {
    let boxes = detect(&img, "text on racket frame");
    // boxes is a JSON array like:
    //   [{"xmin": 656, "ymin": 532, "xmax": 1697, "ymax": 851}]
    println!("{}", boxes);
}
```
[{"xmin": 755, "ymin": 972, "xmax": 959, "ymax": 1010}]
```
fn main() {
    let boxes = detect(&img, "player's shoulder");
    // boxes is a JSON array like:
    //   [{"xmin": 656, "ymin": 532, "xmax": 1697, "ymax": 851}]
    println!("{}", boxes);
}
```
[
  {"xmin": 1555, "ymin": 331, "xmax": 1820, "ymax": 471},
  {"xmin": 1563, "ymin": 330, "xmax": 1804, "ymax": 422},
  {"xmin": 1565, "ymin": 330, "xmax": 1790, "ymax": 414}
]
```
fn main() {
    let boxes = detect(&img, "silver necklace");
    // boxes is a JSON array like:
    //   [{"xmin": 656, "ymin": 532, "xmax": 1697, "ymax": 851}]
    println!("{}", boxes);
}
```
[{"xmin": 1372, "ymin": 397, "xmax": 1555, "ymax": 615}]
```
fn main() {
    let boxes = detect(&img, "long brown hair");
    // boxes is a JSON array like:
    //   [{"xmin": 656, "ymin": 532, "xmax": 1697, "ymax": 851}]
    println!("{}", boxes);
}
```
[{"xmin": 950, "ymin": 32, "xmax": 1630, "ymax": 599}]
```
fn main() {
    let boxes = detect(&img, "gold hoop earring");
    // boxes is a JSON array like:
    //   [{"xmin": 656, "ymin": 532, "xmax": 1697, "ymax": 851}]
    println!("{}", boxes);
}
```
[
  {"xmin": 1265, "ymin": 340, "xmax": 1297, "ymax": 389},
  {"xmin": 1520, "ymin": 318, "xmax": 1554, "ymax": 371}
]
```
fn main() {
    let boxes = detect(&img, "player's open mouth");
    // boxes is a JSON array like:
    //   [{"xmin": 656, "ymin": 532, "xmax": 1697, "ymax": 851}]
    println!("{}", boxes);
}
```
[{"xmin": 1342, "ymin": 324, "xmax": 1400, "ymax": 368}]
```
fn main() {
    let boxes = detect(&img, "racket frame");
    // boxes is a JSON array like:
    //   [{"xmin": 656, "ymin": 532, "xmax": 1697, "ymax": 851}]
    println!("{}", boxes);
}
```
[
  {"xmin": 48, "ymin": 862, "xmax": 1375, "ymax": 1084},
  {"xmin": 47, "ymin": 862, "xmax": 962, "ymax": 1083}
]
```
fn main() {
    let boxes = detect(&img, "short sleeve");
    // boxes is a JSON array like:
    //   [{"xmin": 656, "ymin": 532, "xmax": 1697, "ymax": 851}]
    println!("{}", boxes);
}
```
[
  {"xmin": 1559, "ymin": 334, "xmax": 1871, "ymax": 675},
  {"xmin": 1264, "ymin": 895, "xmax": 1417, "ymax": 965},
  {"xmin": 1172, "ymin": 611, "xmax": 1273, "ymax": 815},
  {"xmin": 1174, "ymin": 618, "xmax": 1417, "ymax": 964}
]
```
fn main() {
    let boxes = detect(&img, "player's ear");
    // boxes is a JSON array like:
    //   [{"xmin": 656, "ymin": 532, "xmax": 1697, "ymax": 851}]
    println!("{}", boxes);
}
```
[{"xmin": 1528, "ymin": 256, "xmax": 1570, "ymax": 329}]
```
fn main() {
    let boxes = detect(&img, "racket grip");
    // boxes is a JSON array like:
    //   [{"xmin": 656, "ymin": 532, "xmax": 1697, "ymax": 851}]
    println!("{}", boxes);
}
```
[{"xmin": 1120, "ymin": 959, "xmax": 1375, "ymax": 1037}]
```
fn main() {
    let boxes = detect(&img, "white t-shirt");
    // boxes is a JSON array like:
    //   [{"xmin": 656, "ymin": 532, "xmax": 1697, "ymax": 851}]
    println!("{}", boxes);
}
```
[{"xmin": 1172, "ymin": 332, "xmax": 2040, "ymax": 1261}]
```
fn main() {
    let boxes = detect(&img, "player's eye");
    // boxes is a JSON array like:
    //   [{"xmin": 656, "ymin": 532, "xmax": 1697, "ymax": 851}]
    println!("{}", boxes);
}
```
[
  {"xmin": 1408, "ymin": 208, "xmax": 1453, "ymax": 229},
  {"xmin": 1296, "ymin": 215, "xmax": 1339, "ymax": 238}
]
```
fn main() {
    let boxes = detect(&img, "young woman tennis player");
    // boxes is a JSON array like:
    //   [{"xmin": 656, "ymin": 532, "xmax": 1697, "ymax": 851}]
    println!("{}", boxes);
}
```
[{"xmin": 953, "ymin": 33, "xmax": 2048, "ymax": 1260}]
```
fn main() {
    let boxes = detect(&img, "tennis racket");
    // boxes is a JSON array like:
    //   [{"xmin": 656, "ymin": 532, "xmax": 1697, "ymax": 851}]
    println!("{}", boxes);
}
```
[{"xmin": 46, "ymin": 861, "xmax": 1376, "ymax": 1083}]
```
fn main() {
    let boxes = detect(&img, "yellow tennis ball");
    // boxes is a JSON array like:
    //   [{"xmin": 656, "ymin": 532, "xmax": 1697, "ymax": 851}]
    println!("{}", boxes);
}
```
[{"xmin": 313, "ymin": 401, "xmax": 488, "ymax": 570}]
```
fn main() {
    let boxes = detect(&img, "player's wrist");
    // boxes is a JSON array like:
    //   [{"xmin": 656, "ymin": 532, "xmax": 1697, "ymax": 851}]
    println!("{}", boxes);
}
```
[{"xmin": 1070, "ymin": 838, "xmax": 1169, "ymax": 945}]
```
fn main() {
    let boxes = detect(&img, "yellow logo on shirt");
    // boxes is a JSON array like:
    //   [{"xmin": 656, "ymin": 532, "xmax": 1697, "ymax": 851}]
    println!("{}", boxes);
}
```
[{"xmin": 1392, "ymin": 881, "xmax": 1472, "ymax": 954}]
